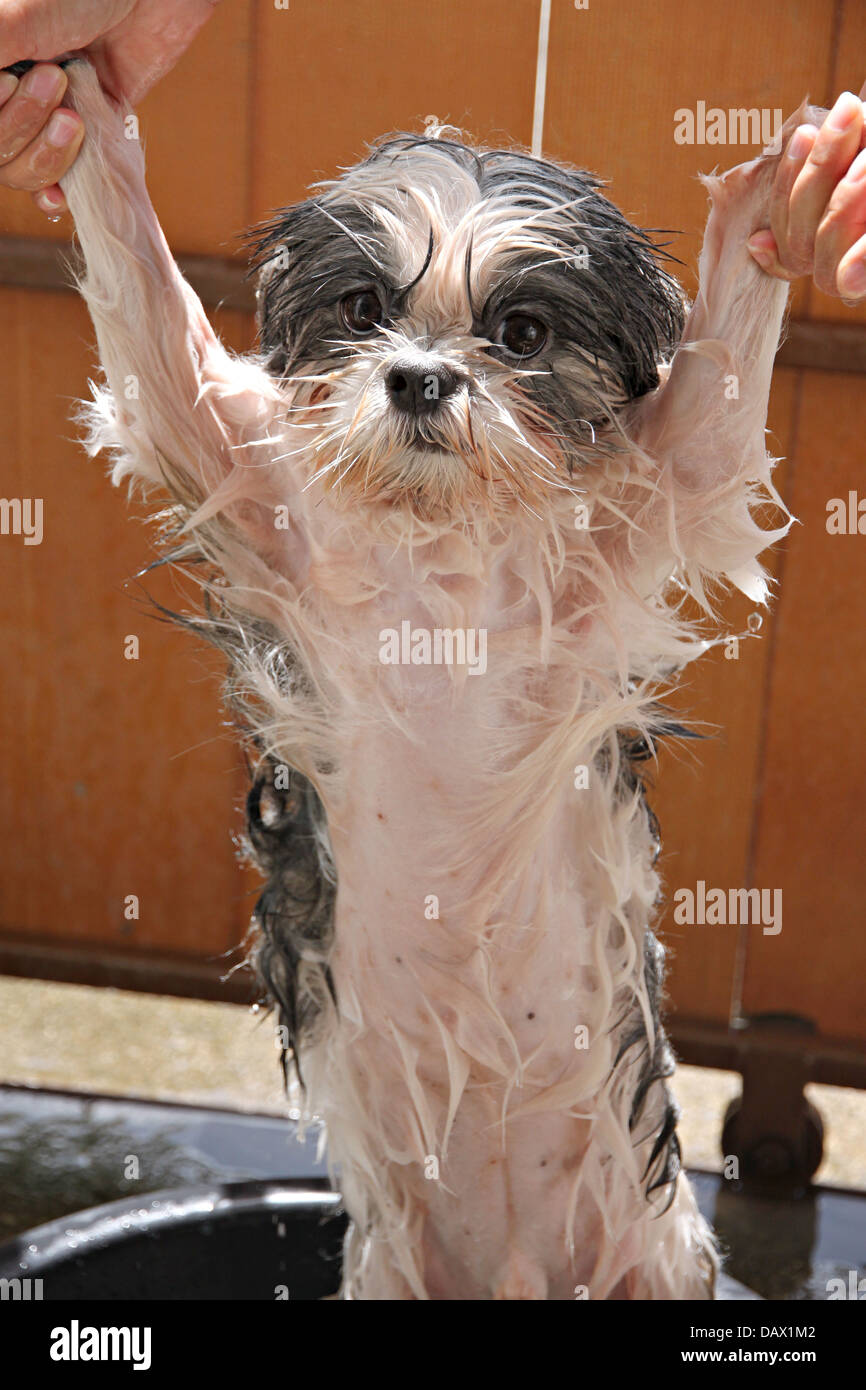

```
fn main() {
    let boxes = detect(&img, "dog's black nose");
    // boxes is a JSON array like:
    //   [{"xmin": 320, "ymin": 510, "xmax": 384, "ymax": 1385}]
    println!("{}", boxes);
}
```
[{"xmin": 385, "ymin": 358, "xmax": 461, "ymax": 415}]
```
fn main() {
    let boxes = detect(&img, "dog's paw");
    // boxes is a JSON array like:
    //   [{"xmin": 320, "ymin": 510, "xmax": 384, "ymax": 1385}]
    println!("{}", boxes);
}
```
[{"xmin": 746, "ymin": 88, "xmax": 866, "ymax": 302}]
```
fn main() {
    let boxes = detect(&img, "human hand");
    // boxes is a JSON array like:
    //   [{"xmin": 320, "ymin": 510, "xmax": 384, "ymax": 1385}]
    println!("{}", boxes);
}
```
[
  {"xmin": 747, "ymin": 89, "xmax": 866, "ymax": 303},
  {"xmin": 0, "ymin": 0, "xmax": 220, "ymax": 216}
]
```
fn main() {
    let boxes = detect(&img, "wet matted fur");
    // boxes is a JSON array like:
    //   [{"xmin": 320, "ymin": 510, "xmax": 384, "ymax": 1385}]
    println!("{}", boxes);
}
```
[{"xmin": 57, "ymin": 59, "xmax": 817, "ymax": 1299}]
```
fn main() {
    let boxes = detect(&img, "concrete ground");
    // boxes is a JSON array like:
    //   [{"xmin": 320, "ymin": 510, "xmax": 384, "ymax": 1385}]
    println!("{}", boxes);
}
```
[{"xmin": 0, "ymin": 973, "xmax": 863, "ymax": 1189}]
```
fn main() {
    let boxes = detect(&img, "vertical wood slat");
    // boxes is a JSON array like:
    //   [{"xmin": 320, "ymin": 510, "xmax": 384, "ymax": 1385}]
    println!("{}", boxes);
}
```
[
  {"xmin": 742, "ymin": 369, "xmax": 866, "ymax": 1038},
  {"xmin": 652, "ymin": 371, "xmax": 797, "ymax": 1022},
  {"xmin": 542, "ymin": 0, "xmax": 836, "ymax": 314},
  {"xmin": 250, "ymin": 0, "xmax": 541, "ymax": 217},
  {"xmin": 0, "ymin": 289, "xmax": 252, "ymax": 958},
  {"xmin": 541, "ymin": 0, "xmax": 827, "ymax": 1027}
]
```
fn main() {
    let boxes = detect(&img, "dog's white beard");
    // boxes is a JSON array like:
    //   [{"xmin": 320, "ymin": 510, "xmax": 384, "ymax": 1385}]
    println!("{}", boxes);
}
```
[{"xmin": 59, "ymin": 58, "xmax": 813, "ymax": 1299}]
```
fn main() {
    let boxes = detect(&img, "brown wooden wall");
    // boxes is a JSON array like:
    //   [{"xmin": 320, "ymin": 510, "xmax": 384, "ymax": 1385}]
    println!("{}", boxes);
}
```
[{"xmin": 0, "ymin": 0, "xmax": 864, "ymax": 1049}]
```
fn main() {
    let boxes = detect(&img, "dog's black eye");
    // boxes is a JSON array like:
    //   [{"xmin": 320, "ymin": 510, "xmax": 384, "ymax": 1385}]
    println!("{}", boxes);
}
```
[
  {"xmin": 340, "ymin": 289, "xmax": 384, "ymax": 335},
  {"xmin": 495, "ymin": 313, "xmax": 549, "ymax": 359}
]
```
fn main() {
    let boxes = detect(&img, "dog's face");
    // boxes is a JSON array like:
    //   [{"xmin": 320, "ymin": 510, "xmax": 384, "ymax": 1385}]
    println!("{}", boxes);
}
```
[{"xmin": 249, "ymin": 133, "xmax": 685, "ymax": 515}]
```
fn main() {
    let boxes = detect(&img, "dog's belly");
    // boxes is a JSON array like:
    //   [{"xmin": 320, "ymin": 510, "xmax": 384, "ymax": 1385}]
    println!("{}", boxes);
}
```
[
  {"xmin": 329, "ymin": 874, "xmax": 605, "ymax": 1298},
  {"xmin": 418, "ymin": 1109, "xmax": 598, "ymax": 1300},
  {"xmin": 319, "ymin": 680, "xmax": 651, "ymax": 1299}
]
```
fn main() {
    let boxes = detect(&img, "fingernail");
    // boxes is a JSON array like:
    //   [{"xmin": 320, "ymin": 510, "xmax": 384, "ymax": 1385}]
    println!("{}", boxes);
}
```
[
  {"xmin": 828, "ymin": 91, "xmax": 860, "ymax": 132},
  {"xmin": 22, "ymin": 65, "xmax": 64, "ymax": 103},
  {"xmin": 35, "ymin": 188, "xmax": 65, "ymax": 221},
  {"xmin": 45, "ymin": 111, "xmax": 80, "ymax": 148},
  {"xmin": 0, "ymin": 71, "xmax": 18, "ymax": 104},
  {"xmin": 36, "ymin": 184, "xmax": 65, "ymax": 210},
  {"xmin": 786, "ymin": 127, "xmax": 813, "ymax": 160},
  {"xmin": 839, "ymin": 260, "xmax": 866, "ymax": 297}
]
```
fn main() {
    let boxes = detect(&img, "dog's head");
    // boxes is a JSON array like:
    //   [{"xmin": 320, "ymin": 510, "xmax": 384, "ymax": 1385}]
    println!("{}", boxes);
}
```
[{"xmin": 248, "ymin": 130, "xmax": 685, "ymax": 516}]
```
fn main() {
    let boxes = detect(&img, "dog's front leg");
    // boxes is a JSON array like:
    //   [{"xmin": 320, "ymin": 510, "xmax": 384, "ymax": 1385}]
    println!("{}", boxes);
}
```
[
  {"xmin": 58, "ymin": 60, "xmax": 291, "ymax": 565},
  {"xmin": 628, "ymin": 100, "xmax": 835, "ymax": 602}
]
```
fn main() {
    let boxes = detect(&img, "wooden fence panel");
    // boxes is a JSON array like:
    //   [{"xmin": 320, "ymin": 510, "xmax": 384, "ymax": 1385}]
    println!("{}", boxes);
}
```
[{"xmin": 0, "ymin": 0, "xmax": 863, "ymax": 1052}]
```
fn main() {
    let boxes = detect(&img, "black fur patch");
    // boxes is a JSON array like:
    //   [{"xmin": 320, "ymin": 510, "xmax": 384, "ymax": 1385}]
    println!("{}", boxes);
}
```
[
  {"xmin": 133, "ymin": 539, "xmax": 337, "ymax": 1093},
  {"xmin": 245, "ymin": 762, "xmax": 336, "ymax": 1091},
  {"xmin": 606, "ymin": 713, "xmax": 704, "ymax": 1209}
]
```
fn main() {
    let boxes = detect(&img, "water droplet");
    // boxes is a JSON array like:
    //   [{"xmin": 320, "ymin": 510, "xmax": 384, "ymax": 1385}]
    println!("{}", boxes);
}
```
[
  {"xmin": 250, "ymin": 1003, "xmax": 261, "ymax": 1015},
  {"xmin": 747, "ymin": 611, "xmax": 763, "ymax": 633}
]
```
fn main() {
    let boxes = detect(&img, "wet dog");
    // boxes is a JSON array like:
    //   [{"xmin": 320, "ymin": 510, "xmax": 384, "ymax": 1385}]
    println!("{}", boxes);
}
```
[{"xmin": 58, "ymin": 58, "xmax": 830, "ymax": 1298}]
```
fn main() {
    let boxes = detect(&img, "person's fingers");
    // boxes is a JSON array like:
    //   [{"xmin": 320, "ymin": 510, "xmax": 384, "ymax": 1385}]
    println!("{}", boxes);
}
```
[
  {"xmin": 0, "ymin": 70, "xmax": 18, "ymax": 108},
  {"xmin": 837, "ymin": 229, "xmax": 866, "ymax": 302},
  {"xmin": 0, "ymin": 63, "xmax": 82, "ymax": 211},
  {"xmin": 784, "ymin": 91, "xmax": 864, "ymax": 272},
  {"xmin": 763, "ymin": 124, "xmax": 820, "ymax": 275},
  {"xmin": 812, "ymin": 147, "xmax": 866, "ymax": 296},
  {"xmin": 0, "ymin": 63, "xmax": 69, "ymax": 169},
  {"xmin": 0, "ymin": 104, "xmax": 84, "ymax": 193}
]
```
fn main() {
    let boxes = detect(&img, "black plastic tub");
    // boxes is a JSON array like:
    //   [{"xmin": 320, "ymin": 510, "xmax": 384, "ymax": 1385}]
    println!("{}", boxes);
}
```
[{"xmin": 0, "ymin": 1180, "xmax": 347, "ymax": 1300}]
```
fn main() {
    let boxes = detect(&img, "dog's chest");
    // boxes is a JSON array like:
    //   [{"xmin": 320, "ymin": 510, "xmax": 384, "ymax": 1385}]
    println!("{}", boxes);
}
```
[{"xmin": 310, "ymin": 555, "xmax": 637, "ymax": 1035}]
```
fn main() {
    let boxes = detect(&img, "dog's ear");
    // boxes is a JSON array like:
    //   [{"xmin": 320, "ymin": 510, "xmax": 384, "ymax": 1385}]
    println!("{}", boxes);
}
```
[
  {"xmin": 246, "ymin": 210, "xmax": 298, "ymax": 379},
  {"xmin": 603, "ymin": 236, "xmax": 688, "ymax": 402}
]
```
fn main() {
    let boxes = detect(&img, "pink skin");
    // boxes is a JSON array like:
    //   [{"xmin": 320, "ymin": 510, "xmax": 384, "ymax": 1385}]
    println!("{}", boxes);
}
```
[{"xmin": 0, "ymin": 1, "xmax": 219, "ymax": 216}]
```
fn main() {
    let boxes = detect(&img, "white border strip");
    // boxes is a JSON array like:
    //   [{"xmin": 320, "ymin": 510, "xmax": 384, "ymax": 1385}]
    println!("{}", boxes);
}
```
[{"xmin": 531, "ymin": 0, "xmax": 552, "ymax": 158}]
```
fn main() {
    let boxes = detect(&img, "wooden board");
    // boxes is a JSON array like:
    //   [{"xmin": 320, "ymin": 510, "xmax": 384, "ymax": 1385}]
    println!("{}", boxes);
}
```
[
  {"xmin": 742, "ymin": 368, "xmax": 866, "ymax": 1038},
  {"xmin": 251, "ymin": 0, "xmax": 540, "ymax": 217},
  {"xmin": 0, "ymin": 0, "xmax": 864, "ymax": 1050},
  {"xmin": 0, "ymin": 289, "xmax": 251, "ymax": 957},
  {"xmin": 543, "ymin": 0, "xmax": 836, "ymax": 315},
  {"xmin": 654, "ymin": 369, "xmax": 798, "ymax": 1021}
]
